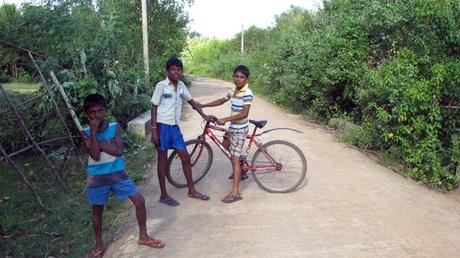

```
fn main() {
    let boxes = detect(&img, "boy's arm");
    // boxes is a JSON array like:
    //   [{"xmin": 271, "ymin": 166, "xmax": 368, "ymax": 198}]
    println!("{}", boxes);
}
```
[
  {"xmin": 200, "ymin": 97, "xmax": 228, "ymax": 108},
  {"xmin": 150, "ymin": 83, "xmax": 162, "ymax": 146},
  {"xmin": 188, "ymin": 99, "xmax": 209, "ymax": 119},
  {"xmin": 87, "ymin": 119, "xmax": 102, "ymax": 161},
  {"xmin": 80, "ymin": 132, "xmax": 90, "ymax": 151},
  {"xmin": 98, "ymin": 126, "xmax": 123, "ymax": 157},
  {"xmin": 150, "ymin": 105, "xmax": 159, "ymax": 145},
  {"xmin": 217, "ymin": 105, "xmax": 251, "ymax": 125}
]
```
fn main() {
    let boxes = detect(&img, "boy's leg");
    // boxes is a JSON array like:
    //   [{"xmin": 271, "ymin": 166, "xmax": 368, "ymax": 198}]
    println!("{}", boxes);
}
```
[
  {"xmin": 91, "ymin": 205, "xmax": 105, "ymax": 254},
  {"xmin": 157, "ymin": 150, "xmax": 179, "ymax": 206},
  {"xmin": 230, "ymin": 155, "xmax": 242, "ymax": 195},
  {"xmin": 225, "ymin": 129, "xmax": 247, "ymax": 180},
  {"xmin": 176, "ymin": 150, "xmax": 209, "ymax": 200},
  {"xmin": 157, "ymin": 150, "xmax": 169, "ymax": 198},
  {"xmin": 222, "ymin": 127, "xmax": 248, "ymax": 203},
  {"xmin": 223, "ymin": 133, "xmax": 233, "ymax": 179},
  {"xmin": 86, "ymin": 185, "xmax": 110, "ymax": 256},
  {"xmin": 222, "ymin": 137, "xmax": 230, "ymax": 150},
  {"xmin": 171, "ymin": 125, "xmax": 209, "ymax": 201},
  {"xmin": 129, "ymin": 193, "xmax": 147, "ymax": 238},
  {"xmin": 157, "ymin": 124, "xmax": 179, "ymax": 206},
  {"xmin": 222, "ymin": 156, "xmax": 243, "ymax": 203},
  {"xmin": 129, "ymin": 193, "xmax": 165, "ymax": 248}
]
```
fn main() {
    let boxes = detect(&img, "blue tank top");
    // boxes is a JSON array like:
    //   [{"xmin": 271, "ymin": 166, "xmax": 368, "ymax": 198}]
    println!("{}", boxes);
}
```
[{"xmin": 83, "ymin": 122, "xmax": 127, "ymax": 186}]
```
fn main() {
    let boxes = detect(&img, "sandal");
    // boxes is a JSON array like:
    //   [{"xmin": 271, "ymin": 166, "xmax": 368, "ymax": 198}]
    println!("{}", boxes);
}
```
[
  {"xmin": 159, "ymin": 196, "xmax": 180, "ymax": 206},
  {"xmin": 138, "ymin": 238, "xmax": 165, "ymax": 249},
  {"xmin": 87, "ymin": 248, "xmax": 104, "ymax": 258},
  {"xmin": 222, "ymin": 195, "xmax": 243, "ymax": 203},
  {"xmin": 188, "ymin": 192, "xmax": 210, "ymax": 201}
]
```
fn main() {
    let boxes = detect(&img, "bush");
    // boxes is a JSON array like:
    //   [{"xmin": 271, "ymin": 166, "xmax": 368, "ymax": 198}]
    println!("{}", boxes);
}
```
[
  {"xmin": 15, "ymin": 69, "xmax": 32, "ymax": 83},
  {"xmin": 184, "ymin": 0, "xmax": 460, "ymax": 190}
]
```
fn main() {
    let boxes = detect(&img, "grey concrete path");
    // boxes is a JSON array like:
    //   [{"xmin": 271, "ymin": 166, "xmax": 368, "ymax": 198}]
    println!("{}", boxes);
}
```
[{"xmin": 104, "ymin": 77, "xmax": 460, "ymax": 258}]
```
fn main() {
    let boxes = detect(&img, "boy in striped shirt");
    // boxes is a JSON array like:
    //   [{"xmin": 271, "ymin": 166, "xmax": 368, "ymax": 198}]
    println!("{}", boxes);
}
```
[{"xmin": 199, "ymin": 65, "xmax": 253, "ymax": 203}]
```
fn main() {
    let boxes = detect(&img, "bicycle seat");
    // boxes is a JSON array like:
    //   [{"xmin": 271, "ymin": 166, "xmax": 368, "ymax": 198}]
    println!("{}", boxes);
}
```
[{"xmin": 249, "ymin": 119, "xmax": 267, "ymax": 129}]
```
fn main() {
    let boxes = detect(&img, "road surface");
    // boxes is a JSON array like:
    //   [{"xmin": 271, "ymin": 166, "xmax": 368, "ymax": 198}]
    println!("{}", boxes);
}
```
[{"xmin": 104, "ymin": 77, "xmax": 460, "ymax": 258}]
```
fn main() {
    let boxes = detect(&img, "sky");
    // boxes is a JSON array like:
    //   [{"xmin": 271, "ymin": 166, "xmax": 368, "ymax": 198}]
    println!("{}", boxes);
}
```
[
  {"xmin": 185, "ymin": 0, "xmax": 321, "ymax": 39},
  {"xmin": 3, "ymin": 0, "xmax": 322, "ymax": 39}
]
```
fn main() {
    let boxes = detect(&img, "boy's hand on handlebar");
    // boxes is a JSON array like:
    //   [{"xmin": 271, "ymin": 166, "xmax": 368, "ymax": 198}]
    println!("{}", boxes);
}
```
[
  {"xmin": 205, "ymin": 115, "xmax": 218, "ymax": 123},
  {"xmin": 216, "ymin": 119, "xmax": 226, "ymax": 126}
]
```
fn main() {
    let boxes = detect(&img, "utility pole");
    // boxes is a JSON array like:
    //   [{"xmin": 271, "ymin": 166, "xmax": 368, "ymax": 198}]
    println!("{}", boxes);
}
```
[
  {"xmin": 141, "ymin": 0, "xmax": 149, "ymax": 90},
  {"xmin": 240, "ymin": 23, "xmax": 244, "ymax": 56}
]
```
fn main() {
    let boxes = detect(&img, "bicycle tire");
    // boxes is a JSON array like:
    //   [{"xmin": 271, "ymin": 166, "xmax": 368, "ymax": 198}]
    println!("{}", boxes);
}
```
[
  {"xmin": 166, "ymin": 139, "xmax": 213, "ymax": 188},
  {"xmin": 251, "ymin": 140, "xmax": 307, "ymax": 193}
]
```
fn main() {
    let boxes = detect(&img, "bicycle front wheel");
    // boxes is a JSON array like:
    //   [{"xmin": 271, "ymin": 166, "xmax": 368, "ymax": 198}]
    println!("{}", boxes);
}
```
[
  {"xmin": 251, "ymin": 140, "xmax": 307, "ymax": 193},
  {"xmin": 166, "ymin": 139, "xmax": 213, "ymax": 188}
]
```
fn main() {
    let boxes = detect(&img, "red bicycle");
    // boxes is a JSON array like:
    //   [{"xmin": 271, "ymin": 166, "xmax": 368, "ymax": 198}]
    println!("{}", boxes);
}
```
[{"xmin": 166, "ymin": 117, "xmax": 307, "ymax": 193}]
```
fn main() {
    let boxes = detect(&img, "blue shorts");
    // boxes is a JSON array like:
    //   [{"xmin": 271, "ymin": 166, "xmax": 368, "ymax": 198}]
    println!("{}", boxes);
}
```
[
  {"xmin": 86, "ymin": 179, "xmax": 139, "ymax": 205},
  {"xmin": 157, "ymin": 123, "xmax": 186, "ymax": 151}
]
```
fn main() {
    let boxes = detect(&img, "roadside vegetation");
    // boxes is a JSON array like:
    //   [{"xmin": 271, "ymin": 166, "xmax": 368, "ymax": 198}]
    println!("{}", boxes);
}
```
[
  {"xmin": 184, "ymin": 0, "xmax": 460, "ymax": 190},
  {"xmin": 0, "ymin": 134, "xmax": 155, "ymax": 257},
  {"xmin": 0, "ymin": 0, "xmax": 191, "ymax": 256}
]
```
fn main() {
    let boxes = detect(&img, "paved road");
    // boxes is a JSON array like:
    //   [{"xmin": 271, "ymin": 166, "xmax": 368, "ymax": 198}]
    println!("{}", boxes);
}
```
[{"xmin": 104, "ymin": 77, "xmax": 460, "ymax": 258}]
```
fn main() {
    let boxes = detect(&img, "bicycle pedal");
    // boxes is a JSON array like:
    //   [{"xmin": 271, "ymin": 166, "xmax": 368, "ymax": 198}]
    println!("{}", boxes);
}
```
[{"xmin": 228, "ymin": 172, "xmax": 249, "ymax": 180}]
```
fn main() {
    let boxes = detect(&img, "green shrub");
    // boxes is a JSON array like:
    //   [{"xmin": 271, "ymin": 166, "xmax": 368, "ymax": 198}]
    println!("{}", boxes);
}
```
[{"xmin": 184, "ymin": 0, "xmax": 460, "ymax": 190}]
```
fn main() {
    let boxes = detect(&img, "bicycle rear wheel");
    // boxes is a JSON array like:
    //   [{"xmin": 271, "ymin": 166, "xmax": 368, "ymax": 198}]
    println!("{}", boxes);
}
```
[
  {"xmin": 166, "ymin": 139, "xmax": 213, "ymax": 188},
  {"xmin": 251, "ymin": 140, "xmax": 307, "ymax": 193}
]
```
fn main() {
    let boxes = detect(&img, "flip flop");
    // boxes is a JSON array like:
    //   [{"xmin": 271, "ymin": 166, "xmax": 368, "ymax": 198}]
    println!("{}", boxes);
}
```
[
  {"xmin": 87, "ymin": 248, "xmax": 104, "ymax": 258},
  {"xmin": 188, "ymin": 192, "xmax": 210, "ymax": 201},
  {"xmin": 222, "ymin": 195, "xmax": 243, "ymax": 203},
  {"xmin": 159, "ymin": 196, "xmax": 180, "ymax": 206},
  {"xmin": 138, "ymin": 238, "xmax": 165, "ymax": 249}
]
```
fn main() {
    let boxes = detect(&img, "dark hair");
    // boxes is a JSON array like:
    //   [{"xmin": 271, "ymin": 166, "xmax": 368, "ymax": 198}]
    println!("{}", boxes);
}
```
[
  {"xmin": 166, "ymin": 57, "xmax": 183, "ymax": 70},
  {"xmin": 233, "ymin": 65, "xmax": 250, "ymax": 77},
  {"xmin": 83, "ymin": 93, "xmax": 107, "ymax": 111}
]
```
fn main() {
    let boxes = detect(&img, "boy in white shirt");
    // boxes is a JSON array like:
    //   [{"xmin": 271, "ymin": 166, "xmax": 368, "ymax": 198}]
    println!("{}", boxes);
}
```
[{"xmin": 150, "ymin": 58, "xmax": 209, "ymax": 206}]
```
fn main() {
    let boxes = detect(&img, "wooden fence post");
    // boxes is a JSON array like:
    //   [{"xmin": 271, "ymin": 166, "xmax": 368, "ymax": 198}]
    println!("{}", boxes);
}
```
[
  {"xmin": 0, "ymin": 85, "xmax": 67, "ymax": 190},
  {"xmin": 0, "ymin": 144, "xmax": 49, "ymax": 212},
  {"xmin": 28, "ymin": 54, "xmax": 84, "ymax": 171}
]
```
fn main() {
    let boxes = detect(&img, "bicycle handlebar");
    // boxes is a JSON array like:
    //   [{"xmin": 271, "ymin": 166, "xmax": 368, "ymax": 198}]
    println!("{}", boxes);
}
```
[
  {"xmin": 206, "ymin": 115, "xmax": 218, "ymax": 123},
  {"xmin": 195, "ymin": 109, "xmax": 218, "ymax": 124}
]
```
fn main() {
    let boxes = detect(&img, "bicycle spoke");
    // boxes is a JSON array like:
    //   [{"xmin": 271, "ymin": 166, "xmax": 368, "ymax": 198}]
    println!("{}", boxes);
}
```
[
  {"xmin": 166, "ymin": 139, "xmax": 213, "ymax": 188},
  {"xmin": 252, "ymin": 140, "xmax": 307, "ymax": 193}
]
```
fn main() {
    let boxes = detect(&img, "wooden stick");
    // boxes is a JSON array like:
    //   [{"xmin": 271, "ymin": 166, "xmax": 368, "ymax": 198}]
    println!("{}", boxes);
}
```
[
  {"xmin": 0, "ymin": 90, "xmax": 51, "ymax": 115},
  {"xmin": 29, "ymin": 54, "xmax": 84, "ymax": 169},
  {"xmin": 0, "ymin": 135, "xmax": 79, "ymax": 161},
  {"xmin": 58, "ymin": 146, "xmax": 71, "ymax": 178},
  {"xmin": 49, "ymin": 71, "xmax": 84, "ymax": 132},
  {"xmin": 0, "ymin": 84, "xmax": 67, "ymax": 190},
  {"xmin": 0, "ymin": 143, "xmax": 49, "ymax": 212},
  {"xmin": 442, "ymin": 106, "xmax": 460, "ymax": 109}
]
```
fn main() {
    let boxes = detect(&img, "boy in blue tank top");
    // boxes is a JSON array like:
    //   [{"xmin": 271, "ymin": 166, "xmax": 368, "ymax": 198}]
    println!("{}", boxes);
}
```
[{"xmin": 81, "ymin": 94, "xmax": 164, "ymax": 257}]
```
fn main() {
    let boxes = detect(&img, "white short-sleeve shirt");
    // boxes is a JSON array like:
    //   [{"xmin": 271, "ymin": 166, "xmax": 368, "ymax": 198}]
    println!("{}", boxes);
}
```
[{"xmin": 151, "ymin": 77, "xmax": 192, "ymax": 125}]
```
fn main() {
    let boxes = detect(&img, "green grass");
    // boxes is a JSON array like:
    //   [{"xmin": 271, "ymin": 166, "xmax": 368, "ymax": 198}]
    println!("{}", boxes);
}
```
[
  {"xmin": 1, "ymin": 83, "xmax": 41, "ymax": 94},
  {"xmin": 0, "ymin": 136, "xmax": 155, "ymax": 257}
]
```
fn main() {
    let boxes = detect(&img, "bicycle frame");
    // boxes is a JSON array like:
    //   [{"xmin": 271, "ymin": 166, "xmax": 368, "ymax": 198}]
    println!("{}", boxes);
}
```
[{"xmin": 192, "ymin": 120, "xmax": 281, "ymax": 172}]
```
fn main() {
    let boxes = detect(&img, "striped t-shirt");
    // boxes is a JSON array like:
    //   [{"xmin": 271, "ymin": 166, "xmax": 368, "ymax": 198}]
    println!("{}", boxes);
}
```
[
  {"xmin": 83, "ymin": 122, "xmax": 127, "ymax": 186},
  {"xmin": 224, "ymin": 84, "xmax": 253, "ymax": 129}
]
